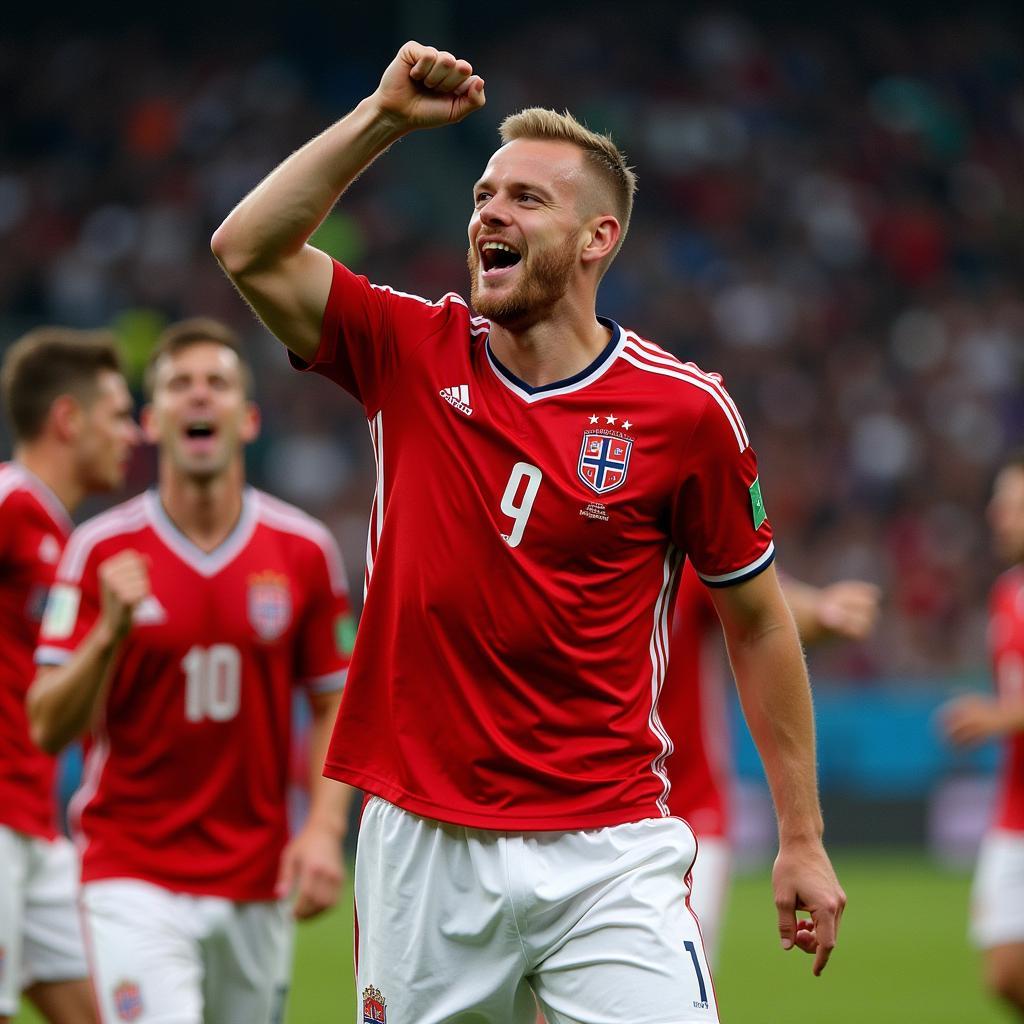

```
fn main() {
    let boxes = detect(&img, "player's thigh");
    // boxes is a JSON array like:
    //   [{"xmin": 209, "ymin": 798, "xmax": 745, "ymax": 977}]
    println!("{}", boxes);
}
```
[
  {"xmin": 354, "ymin": 797, "xmax": 537, "ymax": 1024},
  {"xmin": 971, "ymin": 830, "xmax": 1024, "ymax": 949},
  {"xmin": 533, "ymin": 818, "xmax": 718, "ymax": 1024},
  {"xmin": 22, "ymin": 836, "xmax": 90, "ymax": 994},
  {"xmin": 201, "ymin": 899, "xmax": 293, "ymax": 1024},
  {"xmin": 983, "ymin": 942, "xmax": 1024, "ymax": 1004},
  {"xmin": 686, "ymin": 836, "xmax": 731, "ymax": 968},
  {"xmin": 81, "ymin": 879, "xmax": 202, "ymax": 1024},
  {"xmin": 0, "ymin": 827, "xmax": 30, "ymax": 1017},
  {"xmin": 24, "ymin": 978, "xmax": 97, "ymax": 1024}
]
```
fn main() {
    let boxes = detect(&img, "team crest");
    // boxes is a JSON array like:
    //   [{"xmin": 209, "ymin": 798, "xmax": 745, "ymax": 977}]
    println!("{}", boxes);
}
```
[
  {"xmin": 113, "ymin": 980, "xmax": 143, "ymax": 1021},
  {"xmin": 247, "ymin": 571, "xmax": 292, "ymax": 641},
  {"xmin": 578, "ymin": 431, "xmax": 633, "ymax": 495},
  {"xmin": 362, "ymin": 985, "xmax": 387, "ymax": 1023}
]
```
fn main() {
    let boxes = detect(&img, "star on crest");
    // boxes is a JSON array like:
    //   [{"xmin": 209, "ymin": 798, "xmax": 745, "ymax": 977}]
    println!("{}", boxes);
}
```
[
  {"xmin": 622, "ymin": 419, "xmax": 633, "ymax": 430},
  {"xmin": 588, "ymin": 414, "xmax": 599, "ymax": 424},
  {"xmin": 605, "ymin": 414, "xmax": 617, "ymax": 425}
]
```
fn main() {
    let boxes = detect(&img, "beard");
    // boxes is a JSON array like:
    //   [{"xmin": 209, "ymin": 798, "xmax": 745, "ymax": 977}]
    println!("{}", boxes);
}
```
[{"xmin": 467, "ymin": 231, "xmax": 580, "ymax": 327}]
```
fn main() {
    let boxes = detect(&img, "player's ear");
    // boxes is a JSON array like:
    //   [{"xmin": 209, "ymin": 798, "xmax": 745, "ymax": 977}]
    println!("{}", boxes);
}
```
[
  {"xmin": 240, "ymin": 402, "xmax": 261, "ymax": 445},
  {"xmin": 49, "ymin": 394, "xmax": 83, "ymax": 443},
  {"xmin": 580, "ymin": 215, "xmax": 620, "ymax": 267},
  {"xmin": 140, "ymin": 404, "xmax": 160, "ymax": 445}
]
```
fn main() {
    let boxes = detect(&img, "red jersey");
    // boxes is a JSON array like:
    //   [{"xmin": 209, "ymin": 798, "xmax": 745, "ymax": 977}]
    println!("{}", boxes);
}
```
[
  {"xmin": 990, "ymin": 567, "xmax": 1024, "ymax": 831},
  {"xmin": 661, "ymin": 564, "xmax": 730, "ymax": 839},
  {"xmin": 292, "ymin": 260, "xmax": 774, "ymax": 830},
  {"xmin": 0, "ymin": 462, "xmax": 72, "ymax": 840},
  {"xmin": 35, "ymin": 488, "xmax": 351, "ymax": 900}
]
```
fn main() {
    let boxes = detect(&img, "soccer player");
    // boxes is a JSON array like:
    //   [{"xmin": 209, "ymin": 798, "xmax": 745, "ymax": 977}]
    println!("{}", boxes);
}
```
[
  {"xmin": 0, "ymin": 328, "xmax": 137, "ymax": 1024},
  {"xmin": 942, "ymin": 450, "xmax": 1024, "ymax": 1016},
  {"xmin": 27, "ymin": 319, "xmax": 354, "ymax": 1024},
  {"xmin": 666, "ymin": 566, "xmax": 880, "ymax": 963},
  {"xmin": 211, "ymin": 42, "xmax": 845, "ymax": 1023}
]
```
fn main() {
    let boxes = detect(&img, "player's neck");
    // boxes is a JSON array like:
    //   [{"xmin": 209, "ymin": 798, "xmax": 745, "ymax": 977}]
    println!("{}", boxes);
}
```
[
  {"xmin": 158, "ymin": 463, "xmax": 245, "ymax": 553},
  {"xmin": 488, "ymin": 305, "xmax": 612, "ymax": 389},
  {"xmin": 15, "ymin": 443, "xmax": 82, "ymax": 514}
]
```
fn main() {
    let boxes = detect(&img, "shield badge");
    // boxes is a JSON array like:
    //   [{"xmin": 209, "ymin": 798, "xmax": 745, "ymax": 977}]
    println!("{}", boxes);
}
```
[
  {"xmin": 247, "ymin": 571, "xmax": 292, "ymax": 641},
  {"xmin": 362, "ymin": 985, "xmax": 387, "ymax": 1023},
  {"xmin": 578, "ymin": 431, "xmax": 633, "ymax": 495},
  {"xmin": 113, "ymin": 980, "xmax": 143, "ymax": 1022}
]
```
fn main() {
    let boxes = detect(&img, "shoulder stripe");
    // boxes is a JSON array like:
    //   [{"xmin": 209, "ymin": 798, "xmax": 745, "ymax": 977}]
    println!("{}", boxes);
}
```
[
  {"xmin": 60, "ymin": 496, "xmax": 149, "ymax": 584},
  {"xmin": 0, "ymin": 466, "xmax": 21, "ymax": 508},
  {"xmin": 369, "ymin": 284, "xmax": 469, "ymax": 311},
  {"xmin": 619, "ymin": 348, "xmax": 748, "ymax": 452},
  {"xmin": 254, "ymin": 492, "xmax": 348, "ymax": 596}
]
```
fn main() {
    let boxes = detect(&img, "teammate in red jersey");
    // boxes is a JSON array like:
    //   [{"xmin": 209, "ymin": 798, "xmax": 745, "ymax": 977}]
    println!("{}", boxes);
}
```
[
  {"xmin": 27, "ymin": 320, "xmax": 354, "ymax": 1024},
  {"xmin": 666, "ymin": 566, "xmax": 880, "ymax": 963},
  {"xmin": 943, "ymin": 450, "xmax": 1024, "ymax": 1016},
  {"xmin": 0, "ymin": 328, "xmax": 136, "ymax": 1024},
  {"xmin": 212, "ymin": 42, "xmax": 845, "ymax": 1022}
]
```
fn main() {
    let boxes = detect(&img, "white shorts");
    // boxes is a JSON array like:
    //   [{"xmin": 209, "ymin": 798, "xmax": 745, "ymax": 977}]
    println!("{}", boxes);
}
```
[
  {"xmin": 81, "ymin": 879, "xmax": 293, "ymax": 1024},
  {"xmin": 971, "ymin": 830, "xmax": 1024, "ymax": 948},
  {"xmin": 686, "ymin": 836, "xmax": 731, "ymax": 968},
  {"xmin": 355, "ymin": 797, "xmax": 719, "ymax": 1024},
  {"xmin": 0, "ymin": 826, "xmax": 89, "ymax": 1015}
]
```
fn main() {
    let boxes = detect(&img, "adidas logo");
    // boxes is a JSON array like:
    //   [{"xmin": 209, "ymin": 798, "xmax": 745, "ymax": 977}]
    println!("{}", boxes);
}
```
[
  {"xmin": 439, "ymin": 384, "xmax": 473, "ymax": 416},
  {"xmin": 133, "ymin": 595, "xmax": 168, "ymax": 626}
]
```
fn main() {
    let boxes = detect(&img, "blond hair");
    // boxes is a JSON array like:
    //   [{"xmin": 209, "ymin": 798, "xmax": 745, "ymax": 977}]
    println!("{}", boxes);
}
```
[{"xmin": 499, "ymin": 108, "xmax": 637, "ymax": 262}]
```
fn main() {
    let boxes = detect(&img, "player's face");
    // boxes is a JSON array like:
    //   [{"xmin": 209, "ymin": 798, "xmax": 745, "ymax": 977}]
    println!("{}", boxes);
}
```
[
  {"xmin": 467, "ymin": 139, "xmax": 588, "ymax": 327},
  {"xmin": 74, "ymin": 371, "xmax": 139, "ymax": 492},
  {"xmin": 145, "ymin": 342, "xmax": 258, "ymax": 481},
  {"xmin": 988, "ymin": 465, "xmax": 1024, "ymax": 565}
]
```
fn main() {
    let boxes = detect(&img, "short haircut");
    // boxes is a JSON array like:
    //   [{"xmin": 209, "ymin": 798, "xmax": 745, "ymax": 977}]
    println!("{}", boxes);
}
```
[
  {"xmin": 143, "ymin": 318, "xmax": 253, "ymax": 398},
  {"xmin": 1, "ymin": 327, "xmax": 124, "ymax": 442},
  {"xmin": 499, "ymin": 108, "xmax": 637, "ymax": 262}
]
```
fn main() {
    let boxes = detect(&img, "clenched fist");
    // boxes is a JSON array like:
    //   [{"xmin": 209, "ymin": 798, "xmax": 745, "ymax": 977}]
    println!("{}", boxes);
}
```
[{"xmin": 98, "ymin": 550, "xmax": 151, "ymax": 638}]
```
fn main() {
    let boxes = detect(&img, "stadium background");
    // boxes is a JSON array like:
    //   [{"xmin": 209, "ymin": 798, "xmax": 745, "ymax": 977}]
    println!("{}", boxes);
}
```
[{"xmin": 2, "ymin": 1, "xmax": 1023, "ymax": 1020}]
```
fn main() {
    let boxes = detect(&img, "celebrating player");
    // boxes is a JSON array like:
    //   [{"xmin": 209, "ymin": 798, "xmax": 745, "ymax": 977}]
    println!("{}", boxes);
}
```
[
  {"xmin": 27, "ymin": 319, "xmax": 354, "ymax": 1024},
  {"xmin": 942, "ymin": 450, "xmax": 1024, "ymax": 1016},
  {"xmin": 0, "ymin": 328, "xmax": 137, "ymax": 1024},
  {"xmin": 212, "ymin": 42, "xmax": 845, "ymax": 1023},
  {"xmin": 666, "ymin": 567, "xmax": 880, "ymax": 963}
]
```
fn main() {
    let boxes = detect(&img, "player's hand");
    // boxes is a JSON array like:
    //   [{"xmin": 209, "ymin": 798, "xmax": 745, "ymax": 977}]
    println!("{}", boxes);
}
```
[
  {"xmin": 97, "ymin": 550, "xmax": 150, "ymax": 639},
  {"xmin": 815, "ymin": 581, "xmax": 881, "ymax": 641},
  {"xmin": 276, "ymin": 823, "xmax": 344, "ymax": 920},
  {"xmin": 772, "ymin": 836, "xmax": 846, "ymax": 976},
  {"xmin": 941, "ymin": 694, "xmax": 1007, "ymax": 747},
  {"xmin": 370, "ymin": 41, "xmax": 486, "ymax": 134}
]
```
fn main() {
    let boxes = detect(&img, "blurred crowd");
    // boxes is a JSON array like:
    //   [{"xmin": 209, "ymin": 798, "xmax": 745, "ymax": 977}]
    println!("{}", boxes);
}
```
[{"xmin": 1, "ymin": 8, "xmax": 1022, "ymax": 680}]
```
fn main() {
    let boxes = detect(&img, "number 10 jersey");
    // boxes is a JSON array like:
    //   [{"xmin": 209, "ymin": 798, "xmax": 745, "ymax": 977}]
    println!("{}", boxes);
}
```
[{"xmin": 293, "ymin": 260, "xmax": 775, "ymax": 831}]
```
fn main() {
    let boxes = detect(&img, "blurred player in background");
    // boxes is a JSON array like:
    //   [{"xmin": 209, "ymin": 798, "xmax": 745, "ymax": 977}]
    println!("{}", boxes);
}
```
[
  {"xmin": 942, "ymin": 450, "xmax": 1024, "ymax": 1017},
  {"xmin": 667, "ymin": 566, "xmax": 880, "ymax": 963},
  {"xmin": 0, "ymin": 328, "xmax": 137, "ymax": 1024},
  {"xmin": 213, "ymin": 40, "xmax": 845, "ymax": 1024},
  {"xmin": 27, "ymin": 319, "xmax": 354, "ymax": 1024}
]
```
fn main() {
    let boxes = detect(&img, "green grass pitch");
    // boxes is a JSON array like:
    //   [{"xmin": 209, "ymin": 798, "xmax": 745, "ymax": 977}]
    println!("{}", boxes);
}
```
[{"xmin": 14, "ymin": 852, "xmax": 1016, "ymax": 1022}]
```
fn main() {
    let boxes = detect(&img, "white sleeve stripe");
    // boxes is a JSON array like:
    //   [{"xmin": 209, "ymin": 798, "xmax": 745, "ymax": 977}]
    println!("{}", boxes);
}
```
[
  {"xmin": 34, "ymin": 645, "xmax": 73, "ymax": 665},
  {"xmin": 697, "ymin": 542, "xmax": 776, "ymax": 585},
  {"xmin": 619, "ymin": 349, "xmax": 747, "ymax": 452},
  {"xmin": 60, "ymin": 499, "xmax": 148, "ymax": 584},
  {"xmin": 303, "ymin": 669, "xmax": 348, "ymax": 693}
]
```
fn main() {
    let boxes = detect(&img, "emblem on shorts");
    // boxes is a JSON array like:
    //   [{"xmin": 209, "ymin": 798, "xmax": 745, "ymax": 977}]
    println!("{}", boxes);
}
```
[
  {"xmin": 578, "ymin": 428, "xmax": 633, "ymax": 495},
  {"xmin": 113, "ymin": 980, "xmax": 143, "ymax": 1021},
  {"xmin": 247, "ymin": 571, "xmax": 292, "ymax": 641},
  {"xmin": 362, "ymin": 985, "xmax": 387, "ymax": 1023}
]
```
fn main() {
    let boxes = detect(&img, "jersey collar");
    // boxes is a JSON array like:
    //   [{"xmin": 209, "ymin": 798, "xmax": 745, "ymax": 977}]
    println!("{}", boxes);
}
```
[
  {"xmin": 144, "ymin": 487, "xmax": 259, "ymax": 577},
  {"xmin": 485, "ymin": 318, "xmax": 624, "ymax": 404}
]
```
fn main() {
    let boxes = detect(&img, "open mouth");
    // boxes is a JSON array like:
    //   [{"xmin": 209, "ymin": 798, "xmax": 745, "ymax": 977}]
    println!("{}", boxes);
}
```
[
  {"xmin": 183, "ymin": 421, "xmax": 218, "ymax": 450},
  {"xmin": 480, "ymin": 241, "xmax": 522, "ymax": 276}
]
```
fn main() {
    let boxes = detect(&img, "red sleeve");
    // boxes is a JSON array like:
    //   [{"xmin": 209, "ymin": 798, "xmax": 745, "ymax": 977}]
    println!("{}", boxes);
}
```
[
  {"xmin": 289, "ymin": 258, "xmax": 465, "ymax": 415},
  {"xmin": 293, "ymin": 533, "xmax": 352, "ymax": 694},
  {"xmin": 35, "ymin": 543, "xmax": 102, "ymax": 665},
  {"xmin": 671, "ymin": 395, "xmax": 775, "ymax": 588}
]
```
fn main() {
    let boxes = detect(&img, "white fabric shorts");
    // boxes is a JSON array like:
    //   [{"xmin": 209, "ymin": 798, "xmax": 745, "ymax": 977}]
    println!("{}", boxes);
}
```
[
  {"xmin": 355, "ymin": 797, "xmax": 719, "ymax": 1024},
  {"xmin": 971, "ymin": 829, "xmax": 1024, "ymax": 948},
  {"xmin": 80, "ymin": 878, "xmax": 293, "ymax": 1024},
  {"xmin": 0, "ymin": 826, "xmax": 89, "ymax": 1015},
  {"xmin": 686, "ymin": 836, "xmax": 731, "ymax": 968}
]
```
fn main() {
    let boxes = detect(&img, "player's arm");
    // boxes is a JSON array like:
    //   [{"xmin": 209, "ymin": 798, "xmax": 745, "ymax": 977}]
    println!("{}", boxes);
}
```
[
  {"xmin": 782, "ymin": 577, "xmax": 881, "ymax": 645},
  {"xmin": 942, "ymin": 693, "xmax": 1024, "ymax": 746},
  {"xmin": 26, "ymin": 551, "xmax": 149, "ymax": 754},
  {"xmin": 709, "ymin": 564, "xmax": 846, "ymax": 976},
  {"xmin": 210, "ymin": 41, "xmax": 486, "ymax": 362},
  {"xmin": 276, "ymin": 688, "xmax": 353, "ymax": 920}
]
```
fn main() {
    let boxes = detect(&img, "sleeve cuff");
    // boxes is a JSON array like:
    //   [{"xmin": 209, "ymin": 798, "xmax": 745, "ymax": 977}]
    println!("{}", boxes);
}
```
[
  {"xmin": 301, "ymin": 669, "xmax": 347, "ymax": 694},
  {"xmin": 34, "ymin": 646, "xmax": 73, "ymax": 666},
  {"xmin": 697, "ymin": 541, "xmax": 776, "ymax": 588}
]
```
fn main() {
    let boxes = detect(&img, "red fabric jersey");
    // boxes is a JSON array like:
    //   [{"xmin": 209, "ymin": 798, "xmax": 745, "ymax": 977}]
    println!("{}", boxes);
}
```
[
  {"xmin": 35, "ymin": 488, "xmax": 351, "ymax": 900},
  {"xmin": 990, "ymin": 567, "xmax": 1024, "ymax": 831},
  {"xmin": 292, "ymin": 260, "xmax": 774, "ymax": 830},
  {"xmin": 0, "ymin": 462, "xmax": 72, "ymax": 840},
  {"xmin": 661, "ymin": 564, "xmax": 730, "ymax": 839}
]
